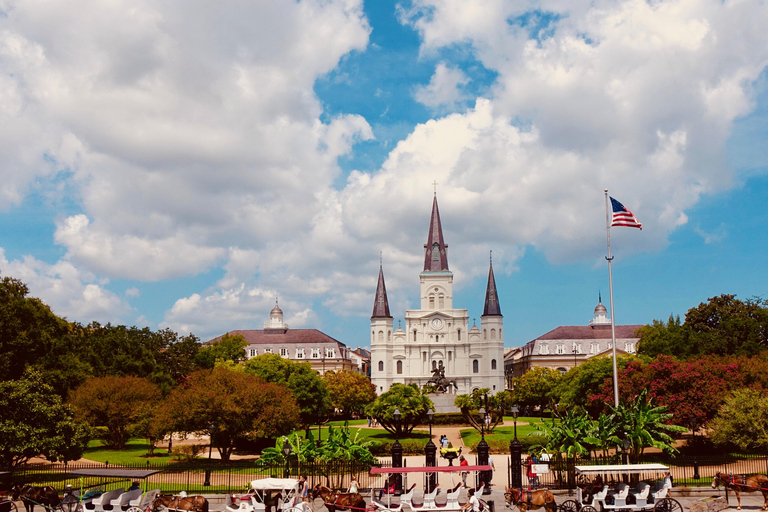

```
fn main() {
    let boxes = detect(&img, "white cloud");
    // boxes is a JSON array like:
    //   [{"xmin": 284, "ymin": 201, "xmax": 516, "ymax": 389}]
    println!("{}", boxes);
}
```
[
  {"xmin": 0, "ymin": 248, "xmax": 130, "ymax": 323},
  {"xmin": 413, "ymin": 62, "xmax": 471, "ymax": 110}
]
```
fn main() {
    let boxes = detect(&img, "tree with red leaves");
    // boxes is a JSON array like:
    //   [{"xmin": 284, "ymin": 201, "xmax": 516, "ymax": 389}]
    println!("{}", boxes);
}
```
[{"xmin": 154, "ymin": 367, "xmax": 300, "ymax": 461}]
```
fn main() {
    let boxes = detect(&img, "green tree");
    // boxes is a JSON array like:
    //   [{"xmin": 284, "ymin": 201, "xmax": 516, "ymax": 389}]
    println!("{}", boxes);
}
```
[
  {"xmin": 0, "ymin": 277, "xmax": 70, "ymax": 386},
  {"xmin": 154, "ymin": 367, "xmax": 300, "ymax": 461},
  {"xmin": 454, "ymin": 389, "xmax": 509, "ymax": 433},
  {"xmin": 243, "ymin": 353, "xmax": 293, "ymax": 384},
  {"xmin": 709, "ymin": 388, "xmax": 768, "ymax": 451},
  {"xmin": 69, "ymin": 376, "xmax": 161, "ymax": 449},
  {"xmin": 195, "ymin": 332, "xmax": 247, "ymax": 368},
  {"xmin": 324, "ymin": 370, "xmax": 377, "ymax": 418},
  {"xmin": 0, "ymin": 371, "xmax": 90, "ymax": 466},
  {"xmin": 556, "ymin": 355, "xmax": 637, "ymax": 413},
  {"xmin": 511, "ymin": 367, "xmax": 563, "ymax": 412},
  {"xmin": 159, "ymin": 332, "xmax": 202, "ymax": 384},
  {"xmin": 365, "ymin": 383, "xmax": 433, "ymax": 436}
]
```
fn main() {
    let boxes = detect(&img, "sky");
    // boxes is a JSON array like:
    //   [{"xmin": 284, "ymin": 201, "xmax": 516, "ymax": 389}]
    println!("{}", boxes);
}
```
[{"xmin": 1, "ymin": 0, "xmax": 767, "ymax": 349}]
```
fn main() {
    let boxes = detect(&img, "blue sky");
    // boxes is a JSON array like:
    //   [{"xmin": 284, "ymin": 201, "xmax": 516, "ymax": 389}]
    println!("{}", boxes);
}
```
[{"xmin": 1, "ymin": 0, "xmax": 767, "ymax": 349}]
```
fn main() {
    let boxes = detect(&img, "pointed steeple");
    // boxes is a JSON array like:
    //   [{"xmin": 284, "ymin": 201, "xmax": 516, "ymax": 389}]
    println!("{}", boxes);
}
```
[
  {"xmin": 371, "ymin": 263, "xmax": 392, "ymax": 319},
  {"xmin": 423, "ymin": 194, "xmax": 449, "ymax": 272},
  {"xmin": 483, "ymin": 252, "xmax": 502, "ymax": 316}
]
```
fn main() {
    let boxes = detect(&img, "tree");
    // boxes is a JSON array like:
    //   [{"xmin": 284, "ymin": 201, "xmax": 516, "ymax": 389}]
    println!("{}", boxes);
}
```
[
  {"xmin": 160, "ymin": 332, "xmax": 202, "ymax": 384},
  {"xmin": 324, "ymin": 371, "xmax": 377, "ymax": 418},
  {"xmin": 0, "ymin": 277, "xmax": 70, "ymax": 385},
  {"xmin": 709, "ymin": 388, "xmax": 768, "ymax": 451},
  {"xmin": 243, "ymin": 353, "xmax": 294, "ymax": 384},
  {"xmin": 510, "ymin": 367, "xmax": 563, "ymax": 412},
  {"xmin": 69, "ymin": 376, "xmax": 161, "ymax": 449},
  {"xmin": 0, "ymin": 371, "xmax": 90, "ymax": 466},
  {"xmin": 154, "ymin": 367, "xmax": 300, "ymax": 461},
  {"xmin": 556, "ymin": 355, "xmax": 637, "ymax": 414},
  {"xmin": 365, "ymin": 383, "xmax": 433, "ymax": 436},
  {"xmin": 532, "ymin": 408, "xmax": 597, "ymax": 458},
  {"xmin": 195, "ymin": 333, "xmax": 247, "ymax": 368},
  {"xmin": 454, "ymin": 389, "xmax": 509, "ymax": 433}
]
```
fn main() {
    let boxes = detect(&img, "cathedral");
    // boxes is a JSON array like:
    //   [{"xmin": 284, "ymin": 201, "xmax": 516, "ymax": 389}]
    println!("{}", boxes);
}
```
[{"xmin": 370, "ymin": 195, "xmax": 505, "ymax": 395}]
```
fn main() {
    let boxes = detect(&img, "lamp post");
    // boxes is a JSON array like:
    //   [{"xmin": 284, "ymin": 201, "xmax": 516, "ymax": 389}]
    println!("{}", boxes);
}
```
[
  {"xmin": 391, "ymin": 407, "xmax": 403, "ymax": 494},
  {"xmin": 622, "ymin": 435, "xmax": 630, "ymax": 465},
  {"xmin": 477, "ymin": 399, "xmax": 490, "ymax": 494},
  {"xmin": 573, "ymin": 346, "xmax": 578, "ymax": 369},
  {"xmin": 283, "ymin": 438, "xmax": 292, "ymax": 478},
  {"xmin": 510, "ymin": 405, "xmax": 522, "ymax": 489},
  {"xmin": 424, "ymin": 408, "xmax": 436, "ymax": 493},
  {"xmin": 203, "ymin": 423, "xmax": 215, "ymax": 486}
]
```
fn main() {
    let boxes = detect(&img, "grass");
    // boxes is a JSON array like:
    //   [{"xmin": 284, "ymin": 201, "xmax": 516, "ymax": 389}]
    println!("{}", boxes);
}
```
[{"xmin": 83, "ymin": 438, "xmax": 173, "ymax": 465}]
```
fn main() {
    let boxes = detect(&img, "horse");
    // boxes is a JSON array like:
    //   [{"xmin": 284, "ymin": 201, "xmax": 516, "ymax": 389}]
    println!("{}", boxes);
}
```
[
  {"xmin": 11, "ymin": 485, "xmax": 61, "ymax": 512},
  {"xmin": 310, "ymin": 484, "xmax": 365, "ymax": 512},
  {"xmin": 503, "ymin": 487, "xmax": 557, "ymax": 512},
  {"xmin": 152, "ymin": 493, "xmax": 209, "ymax": 512},
  {"xmin": 712, "ymin": 472, "xmax": 768, "ymax": 510}
]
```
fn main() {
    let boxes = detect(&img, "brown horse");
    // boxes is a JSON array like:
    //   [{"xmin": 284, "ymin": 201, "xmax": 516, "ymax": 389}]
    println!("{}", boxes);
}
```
[
  {"xmin": 11, "ymin": 485, "xmax": 61, "ymax": 512},
  {"xmin": 310, "ymin": 485, "xmax": 365, "ymax": 512},
  {"xmin": 503, "ymin": 487, "xmax": 557, "ymax": 512},
  {"xmin": 712, "ymin": 472, "xmax": 768, "ymax": 510},
  {"xmin": 152, "ymin": 493, "xmax": 209, "ymax": 512}
]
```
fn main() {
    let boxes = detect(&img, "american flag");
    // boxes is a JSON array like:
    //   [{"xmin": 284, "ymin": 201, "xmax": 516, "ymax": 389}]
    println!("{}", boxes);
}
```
[{"xmin": 610, "ymin": 197, "xmax": 642, "ymax": 229}]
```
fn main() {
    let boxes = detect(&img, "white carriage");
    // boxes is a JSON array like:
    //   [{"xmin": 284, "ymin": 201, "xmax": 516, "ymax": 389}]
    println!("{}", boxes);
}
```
[
  {"xmin": 558, "ymin": 464, "xmax": 681, "ymax": 512},
  {"xmin": 369, "ymin": 464, "xmax": 492, "ymax": 512},
  {"xmin": 225, "ymin": 478, "xmax": 311, "ymax": 512},
  {"xmin": 63, "ymin": 469, "xmax": 162, "ymax": 512}
]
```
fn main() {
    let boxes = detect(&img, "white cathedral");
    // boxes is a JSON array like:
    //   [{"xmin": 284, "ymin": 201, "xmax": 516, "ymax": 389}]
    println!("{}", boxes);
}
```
[{"xmin": 370, "ymin": 195, "xmax": 505, "ymax": 395}]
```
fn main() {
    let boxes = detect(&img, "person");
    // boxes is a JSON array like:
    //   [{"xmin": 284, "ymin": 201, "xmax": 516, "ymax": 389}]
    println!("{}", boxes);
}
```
[
  {"xmin": 299, "ymin": 475, "xmax": 309, "ymax": 502},
  {"xmin": 527, "ymin": 456, "xmax": 538, "ymax": 489},
  {"xmin": 663, "ymin": 471, "xmax": 673, "ymax": 489},
  {"xmin": 128, "ymin": 481, "xmax": 141, "ymax": 491},
  {"xmin": 460, "ymin": 455, "xmax": 469, "ymax": 487},
  {"xmin": 461, "ymin": 489, "xmax": 480, "ymax": 512},
  {"xmin": 378, "ymin": 476, "xmax": 396, "ymax": 500},
  {"xmin": 348, "ymin": 477, "xmax": 359, "ymax": 494},
  {"xmin": 441, "ymin": 435, "xmax": 450, "ymax": 449}
]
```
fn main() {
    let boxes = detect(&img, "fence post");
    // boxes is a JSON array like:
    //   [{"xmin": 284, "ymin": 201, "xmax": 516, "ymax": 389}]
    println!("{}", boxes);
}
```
[
  {"xmin": 391, "ymin": 439, "xmax": 403, "ymax": 494},
  {"xmin": 477, "ymin": 438, "xmax": 491, "ymax": 494},
  {"xmin": 509, "ymin": 439, "xmax": 522, "ymax": 490},
  {"xmin": 425, "ymin": 436, "xmax": 437, "ymax": 493}
]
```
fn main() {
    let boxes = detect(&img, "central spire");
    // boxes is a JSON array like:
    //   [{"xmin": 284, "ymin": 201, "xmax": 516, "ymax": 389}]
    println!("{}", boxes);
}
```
[{"xmin": 423, "ymin": 194, "xmax": 449, "ymax": 272}]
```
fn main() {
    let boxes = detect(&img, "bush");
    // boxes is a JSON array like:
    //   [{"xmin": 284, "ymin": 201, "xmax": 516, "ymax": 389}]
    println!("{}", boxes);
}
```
[
  {"xmin": 419, "ymin": 413, "xmax": 469, "ymax": 426},
  {"xmin": 369, "ymin": 439, "xmax": 427, "ymax": 455},
  {"xmin": 170, "ymin": 444, "xmax": 206, "ymax": 461},
  {"xmin": 465, "ymin": 435, "xmax": 541, "ymax": 454}
]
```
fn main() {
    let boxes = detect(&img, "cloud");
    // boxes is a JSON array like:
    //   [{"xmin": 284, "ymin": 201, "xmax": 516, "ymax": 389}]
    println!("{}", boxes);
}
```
[
  {"xmin": 694, "ymin": 223, "xmax": 728, "ymax": 244},
  {"xmin": 413, "ymin": 62, "xmax": 471, "ymax": 110},
  {"xmin": 0, "ymin": 249, "xmax": 130, "ymax": 323}
]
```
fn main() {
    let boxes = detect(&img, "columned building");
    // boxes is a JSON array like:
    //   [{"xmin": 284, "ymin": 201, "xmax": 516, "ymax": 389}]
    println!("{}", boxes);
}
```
[{"xmin": 369, "ymin": 195, "xmax": 505, "ymax": 394}]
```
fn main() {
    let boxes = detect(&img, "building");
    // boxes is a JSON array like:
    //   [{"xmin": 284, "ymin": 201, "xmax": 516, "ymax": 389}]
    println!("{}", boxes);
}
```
[
  {"xmin": 349, "ymin": 347, "xmax": 371, "ymax": 376},
  {"xmin": 507, "ymin": 297, "xmax": 643, "ymax": 380},
  {"xmin": 369, "ymin": 194, "xmax": 505, "ymax": 394},
  {"xmin": 209, "ymin": 302, "xmax": 357, "ymax": 375}
]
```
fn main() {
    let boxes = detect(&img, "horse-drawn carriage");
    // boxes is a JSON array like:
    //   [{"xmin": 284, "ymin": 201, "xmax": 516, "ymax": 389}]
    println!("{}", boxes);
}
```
[
  {"xmin": 505, "ymin": 464, "xmax": 681, "ymax": 512},
  {"xmin": 225, "ymin": 478, "xmax": 311, "ymax": 512}
]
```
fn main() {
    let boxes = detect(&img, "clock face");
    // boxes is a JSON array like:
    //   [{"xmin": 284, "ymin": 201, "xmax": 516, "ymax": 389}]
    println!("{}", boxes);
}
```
[{"xmin": 431, "ymin": 318, "xmax": 444, "ymax": 330}]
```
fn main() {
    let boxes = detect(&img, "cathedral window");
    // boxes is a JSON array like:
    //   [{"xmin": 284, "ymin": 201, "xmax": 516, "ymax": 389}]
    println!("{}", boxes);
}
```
[
  {"xmin": 483, "ymin": 329, "xmax": 487, "ymax": 340},
  {"xmin": 413, "ymin": 330, "xmax": 417, "ymax": 342},
  {"xmin": 397, "ymin": 360, "xmax": 403, "ymax": 374},
  {"xmin": 500, "ymin": 328, "xmax": 502, "ymax": 338},
  {"xmin": 432, "ymin": 242, "xmax": 440, "ymax": 260},
  {"xmin": 388, "ymin": 330, "xmax": 391, "ymax": 341},
  {"xmin": 457, "ymin": 329, "xmax": 461, "ymax": 341},
  {"xmin": 473, "ymin": 359, "xmax": 479, "ymax": 373},
  {"xmin": 378, "ymin": 330, "xmax": 384, "ymax": 342},
  {"xmin": 423, "ymin": 352, "xmax": 427, "ymax": 362},
  {"xmin": 448, "ymin": 351, "xmax": 452, "ymax": 361},
  {"xmin": 491, "ymin": 329, "xmax": 496, "ymax": 339},
  {"xmin": 439, "ymin": 295, "xmax": 444, "ymax": 308},
  {"xmin": 378, "ymin": 361, "xmax": 384, "ymax": 372},
  {"xmin": 432, "ymin": 360, "xmax": 437, "ymax": 369},
  {"xmin": 429, "ymin": 296, "xmax": 435, "ymax": 309},
  {"xmin": 491, "ymin": 359, "xmax": 497, "ymax": 370}
]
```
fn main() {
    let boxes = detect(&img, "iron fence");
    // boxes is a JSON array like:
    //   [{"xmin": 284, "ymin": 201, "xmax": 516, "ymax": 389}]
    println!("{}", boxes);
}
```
[{"xmin": 3, "ymin": 460, "xmax": 390, "ymax": 494}]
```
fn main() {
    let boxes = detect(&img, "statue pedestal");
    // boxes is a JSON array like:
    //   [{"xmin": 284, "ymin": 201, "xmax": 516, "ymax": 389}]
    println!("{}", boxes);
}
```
[{"xmin": 428, "ymin": 393, "xmax": 461, "ymax": 414}]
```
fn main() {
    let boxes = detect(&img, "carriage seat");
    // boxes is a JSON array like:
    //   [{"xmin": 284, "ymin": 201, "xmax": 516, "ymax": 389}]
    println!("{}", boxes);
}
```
[
  {"xmin": 634, "ymin": 483, "xmax": 650, "ymax": 507},
  {"xmin": 434, "ymin": 483, "xmax": 463, "ymax": 508},
  {"xmin": 651, "ymin": 485, "xmax": 668, "ymax": 501},
  {"xmin": 86, "ymin": 489, "xmax": 124, "ymax": 511},
  {"xmin": 399, "ymin": 484, "xmax": 420, "ymax": 507},
  {"xmin": 592, "ymin": 485, "xmax": 609, "ymax": 504},
  {"xmin": 420, "ymin": 486, "xmax": 440, "ymax": 508},
  {"xmin": 613, "ymin": 484, "xmax": 630, "ymax": 507},
  {"xmin": 129, "ymin": 489, "xmax": 160, "ymax": 510},
  {"xmin": 111, "ymin": 489, "xmax": 143, "ymax": 509}
]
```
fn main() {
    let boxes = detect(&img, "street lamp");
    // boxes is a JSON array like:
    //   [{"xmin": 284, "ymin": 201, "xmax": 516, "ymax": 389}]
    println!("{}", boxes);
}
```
[
  {"xmin": 424, "ymin": 408, "xmax": 436, "ymax": 493},
  {"xmin": 511, "ymin": 405, "xmax": 519, "ymax": 441},
  {"xmin": 391, "ymin": 408, "xmax": 403, "ymax": 494},
  {"xmin": 427, "ymin": 408, "xmax": 434, "ymax": 438},
  {"xmin": 478, "ymin": 406, "xmax": 486, "ymax": 441},
  {"xmin": 282, "ymin": 438, "xmax": 292, "ymax": 478},
  {"xmin": 203, "ymin": 423, "xmax": 215, "ymax": 486}
]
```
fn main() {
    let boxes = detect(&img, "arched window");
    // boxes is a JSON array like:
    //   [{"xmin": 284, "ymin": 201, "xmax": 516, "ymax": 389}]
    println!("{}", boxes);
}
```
[
  {"xmin": 473, "ymin": 359, "xmax": 479, "ymax": 373},
  {"xmin": 413, "ymin": 330, "xmax": 417, "ymax": 342},
  {"xmin": 483, "ymin": 329, "xmax": 487, "ymax": 340},
  {"xmin": 491, "ymin": 329, "xmax": 496, "ymax": 339},
  {"xmin": 438, "ymin": 295, "xmax": 445, "ymax": 308},
  {"xmin": 457, "ymin": 329, "xmax": 461, "ymax": 341},
  {"xmin": 397, "ymin": 360, "xmax": 403, "ymax": 374},
  {"xmin": 388, "ymin": 330, "xmax": 391, "ymax": 341},
  {"xmin": 378, "ymin": 330, "xmax": 384, "ymax": 342},
  {"xmin": 429, "ymin": 296, "xmax": 435, "ymax": 309},
  {"xmin": 432, "ymin": 360, "xmax": 437, "ymax": 369},
  {"xmin": 491, "ymin": 359, "xmax": 497, "ymax": 370},
  {"xmin": 378, "ymin": 361, "xmax": 384, "ymax": 372}
]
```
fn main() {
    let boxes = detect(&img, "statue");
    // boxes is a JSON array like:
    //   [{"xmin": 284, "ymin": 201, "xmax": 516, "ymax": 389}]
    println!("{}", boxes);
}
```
[{"xmin": 426, "ymin": 361, "xmax": 457, "ymax": 393}]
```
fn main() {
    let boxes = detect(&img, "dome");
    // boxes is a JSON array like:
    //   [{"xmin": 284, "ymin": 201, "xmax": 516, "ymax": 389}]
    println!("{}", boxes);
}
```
[
  {"xmin": 594, "ymin": 302, "xmax": 607, "ymax": 315},
  {"xmin": 270, "ymin": 304, "xmax": 283, "ymax": 315}
]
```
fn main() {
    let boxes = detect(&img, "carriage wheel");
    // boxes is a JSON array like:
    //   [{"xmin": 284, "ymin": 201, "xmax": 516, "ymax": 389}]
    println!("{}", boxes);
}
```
[
  {"xmin": 579, "ymin": 506, "xmax": 596, "ymax": 512},
  {"xmin": 559, "ymin": 499, "xmax": 581, "ymax": 512},
  {"xmin": 6, "ymin": 502, "xmax": 18, "ymax": 512},
  {"xmin": 654, "ymin": 498, "xmax": 682, "ymax": 512},
  {"xmin": 126, "ymin": 507, "xmax": 143, "ymax": 512}
]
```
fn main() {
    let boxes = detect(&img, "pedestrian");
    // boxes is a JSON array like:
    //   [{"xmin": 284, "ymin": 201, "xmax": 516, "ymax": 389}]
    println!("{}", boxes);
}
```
[
  {"xmin": 299, "ymin": 475, "xmax": 309, "ymax": 502},
  {"xmin": 526, "ymin": 456, "xmax": 538, "ymax": 489},
  {"xmin": 461, "ymin": 489, "xmax": 480, "ymax": 512},
  {"xmin": 348, "ymin": 477, "xmax": 359, "ymax": 494},
  {"xmin": 663, "ymin": 472, "xmax": 673, "ymax": 489},
  {"xmin": 460, "ymin": 455, "xmax": 469, "ymax": 487}
]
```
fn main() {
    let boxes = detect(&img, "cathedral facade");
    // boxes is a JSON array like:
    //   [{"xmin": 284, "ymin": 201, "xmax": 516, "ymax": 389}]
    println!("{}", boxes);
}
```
[{"xmin": 369, "ymin": 195, "xmax": 505, "ymax": 395}]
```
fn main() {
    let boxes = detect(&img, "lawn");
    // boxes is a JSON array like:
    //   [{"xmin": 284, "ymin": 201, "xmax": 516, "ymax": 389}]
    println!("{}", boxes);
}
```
[
  {"xmin": 460, "ymin": 417, "xmax": 551, "ymax": 451},
  {"xmin": 83, "ymin": 438, "xmax": 172, "ymax": 465}
]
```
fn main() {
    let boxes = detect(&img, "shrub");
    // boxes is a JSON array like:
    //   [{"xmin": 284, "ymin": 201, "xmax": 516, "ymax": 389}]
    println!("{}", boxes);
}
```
[{"xmin": 170, "ymin": 444, "xmax": 206, "ymax": 461}]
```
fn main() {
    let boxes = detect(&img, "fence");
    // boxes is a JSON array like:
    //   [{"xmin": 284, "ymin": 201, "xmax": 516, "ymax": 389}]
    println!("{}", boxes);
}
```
[
  {"xmin": 3, "ymin": 460, "xmax": 391, "ymax": 494},
  {"xmin": 509, "ymin": 454, "xmax": 768, "ymax": 490}
]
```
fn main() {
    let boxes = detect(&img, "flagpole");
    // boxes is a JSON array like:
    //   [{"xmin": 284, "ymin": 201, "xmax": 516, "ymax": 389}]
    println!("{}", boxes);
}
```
[{"xmin": 604, "ymin": 189, "xmax": 619, "ymax": 408}]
